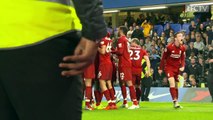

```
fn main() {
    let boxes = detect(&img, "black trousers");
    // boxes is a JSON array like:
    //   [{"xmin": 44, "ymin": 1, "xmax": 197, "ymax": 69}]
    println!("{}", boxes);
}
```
[
  {"xmin": 207, "ymin": 71, "xmax": 213, "ymax": 101},
  {"xmin": 141, "ymin": 77, "xmax": 152, "ymax": 101},
  {"xmin": 0, "ymin": 33, "xmax": 83, "ymax": 120}
]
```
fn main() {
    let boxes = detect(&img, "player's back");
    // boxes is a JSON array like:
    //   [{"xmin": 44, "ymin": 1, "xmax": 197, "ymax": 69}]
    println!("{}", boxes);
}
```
[
  {"xmin": 130, "ymin": 46, "xmax": 143, "ymax": 68},
  {"xmin": 99, "ymin": 37, "xmax": 112, "ymax": 65},
  {"xmin": 117, "ymin": 36, "xmax": 131, "ymax": 68},
  {"xmin": 165, "ymin": 43, "xmax": 185, "ymax": 68}
]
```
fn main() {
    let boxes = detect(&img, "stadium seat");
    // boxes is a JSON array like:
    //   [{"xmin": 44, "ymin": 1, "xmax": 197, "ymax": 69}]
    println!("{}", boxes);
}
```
[
  {"xmin": 182, "ymin": 23, "xmax": 190, "ymax": 35},
  {"xmin": 164, "ymin": 24, "xmax": 182, "ymax": 33},
  {"xmin": 154, "ymin": 25, "xmax": 164, "ymax": 36}
]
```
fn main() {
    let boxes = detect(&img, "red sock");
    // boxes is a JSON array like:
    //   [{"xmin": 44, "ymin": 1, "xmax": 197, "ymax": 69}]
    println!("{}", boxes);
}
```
[
  {"xmin": 109, "ymin": 88, "xmax": 115, "ymax": 101},
  {"xmin": 170, "ymin": 87, "xmax": 177, "ymax": 101},
  {"xmin": 99, "ymin": 92, "xmax": 103, "ymax": 103},
  {"xmin": 85, "ymin": 86, "xmax": 92, "ymax": 106},
  {"xmin": 129, "ymin": 86, "xmax": 137, "ymax": 105},
  {"xmin": 121, "ymin": 85, "xmax": 127, "ymax": 101},
  {"xmin": 136, "ymin": 88, "xmax": 141, "ymax": 101},
  {"xmin": 103, "ymin": 90, "xmax": 112, "ymax": 105},
  {"xmin": 175, "ymin": 88, "xmax": 178, "ymax": 100},
  {"xmin": 94, "ymin": 90, "xmax": 101, "ymax": 106}
]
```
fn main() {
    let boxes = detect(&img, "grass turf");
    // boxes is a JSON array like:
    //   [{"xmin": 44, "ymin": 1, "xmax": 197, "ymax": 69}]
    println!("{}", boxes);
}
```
[{"xmin": 82, "ymin": 102, "xmax": 213, "ymax": 120}]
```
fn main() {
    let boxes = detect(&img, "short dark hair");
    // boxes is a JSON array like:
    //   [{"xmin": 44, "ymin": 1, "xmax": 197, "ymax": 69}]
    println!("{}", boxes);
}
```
[{"xmin": 119, "ymin": 26, "xmax": 128, "ymax": 36}]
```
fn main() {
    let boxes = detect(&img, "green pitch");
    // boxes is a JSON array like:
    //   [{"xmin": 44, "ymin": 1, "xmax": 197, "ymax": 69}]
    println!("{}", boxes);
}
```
[{"xmin": 83, "ymin": 102, "xmax": 213, "ymax": 120}]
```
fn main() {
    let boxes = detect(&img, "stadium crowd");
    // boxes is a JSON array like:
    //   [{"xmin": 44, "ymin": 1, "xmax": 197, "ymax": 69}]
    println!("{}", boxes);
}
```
[{"xmin": 108, "ymin": 14, "xmax": 213, "ymax": 88}]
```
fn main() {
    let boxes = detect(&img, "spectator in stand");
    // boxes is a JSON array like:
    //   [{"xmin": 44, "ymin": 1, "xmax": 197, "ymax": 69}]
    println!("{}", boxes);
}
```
[
  {"xmin": 189, "ymin": 31, "xmax": 196, "ymax": 43},
  {"xmin": 131, "ymin": 26, "xmax": 144, "ymax": 41},
  {"xmin": 164, "ymin": 23, "xmax": 174, "ymax": 38},
  {"xmin": 167, "ymin": 35, "xmax": 175, "ymax": 45},
  {"xmin": 189, "ymin": 75, "xmax": 198, "ymax": 88},
  {"xmin": 198, "ymin": 57, "xmax": 205, "ymax": 77},
  {"xmin": 204, "ymin": 18, "xmax": 213, "ymax": 27},
  {"xmin": 194, "ymin": 33, "xmax": 205, "ymax": 53},
  {"xmin": 197, "ymin": 23, "xmax": 206, "ymax": 33},
  {"xmin": 141, "ymin": 19, "xmax": 152, "ymax": 38},
  {"xmin": 186, "ymin": 42, "xmax": 199, "ymax": 58},
  {"xmin": 206, "ymin": 26, "xmax": 213, "ymax": 46},
  {"xmin": 160, "ymin": 31, "xmax": 167, "ymax": 42},
  {"xmin": 152, "ymin": 31, "xmax": 160, "ymax": 41},
  {"xmin": 132, "ymin": 22, "xmax": 137, "ymax": 30},
  {"xmin": 187, "ymin": 58, "xmax": 200, "ymax": 81},
  {"xmin": 188, "ymin": 52, "xmax": 197, "ymax": 60},
  {"xmin": 144, "ymin": 37, "xmax": 152, "ymax": 52},
  {"xmin": 136, "ymin": 14, "xmax": 145, "ymax": 26},
  {"xmin": 183, "ymin": 72, "xmax": 191, "ymax": 87},
  {"xmin": 185, "ymin": 34, "xmax": 191, "ymax": 45},
  {"xmin": 127, "ymin": 26, "xmax": 134, "ymax": 42},
  {"xmin": 189, "ymin": 20, "xmax": 197, "ymax": 32},
  {"xmin": 160, "ymin": 77, "xmax": 169, "ymax": 87}
]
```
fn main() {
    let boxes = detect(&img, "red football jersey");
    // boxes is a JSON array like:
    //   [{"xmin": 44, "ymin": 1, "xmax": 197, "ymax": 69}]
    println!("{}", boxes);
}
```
[
  {"xmin": 99, "ymin": 37, "xmax": 112, "ymax": 65},
  {"xmin": 130, "ymin": 46, "xmax": 148, "ymax": 68},
  {"xmin": 116, "ymin": 36, "xmax": 132, "ymax": 68},
  {"xmin": 159, "ymin": 43, "xmax": 186, "ymax": 70}
]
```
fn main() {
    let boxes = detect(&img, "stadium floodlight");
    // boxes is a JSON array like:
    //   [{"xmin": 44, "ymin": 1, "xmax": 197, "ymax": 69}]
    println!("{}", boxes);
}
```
[
  {"xmin": 190, "ymin": 2, "xmax": 213, "ymax": 6},
  {"xmin": 140, "ymin": 6, "xmax": 167, "ymax": 10},
  {"xmin": 103, "ymin": 10, "xmax": 119, "ymax": 14}
]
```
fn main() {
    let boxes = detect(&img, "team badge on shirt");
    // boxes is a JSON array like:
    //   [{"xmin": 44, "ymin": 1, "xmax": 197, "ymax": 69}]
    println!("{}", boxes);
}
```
[{"xmin": 118, "ymin": 43, "xmax": 122, "ymax": 48}]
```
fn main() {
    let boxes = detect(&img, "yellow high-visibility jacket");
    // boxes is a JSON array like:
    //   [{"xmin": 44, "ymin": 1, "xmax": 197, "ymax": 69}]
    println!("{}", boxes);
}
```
[{"xmin": 0, "ymin": 0, "xmax": 82, "ymax": 49}]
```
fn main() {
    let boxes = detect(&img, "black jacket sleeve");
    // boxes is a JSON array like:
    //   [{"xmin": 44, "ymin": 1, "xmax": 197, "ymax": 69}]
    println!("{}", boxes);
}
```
[{"xmin": 72, "ymin": 0, "xmax": 107, "ymax": 41}]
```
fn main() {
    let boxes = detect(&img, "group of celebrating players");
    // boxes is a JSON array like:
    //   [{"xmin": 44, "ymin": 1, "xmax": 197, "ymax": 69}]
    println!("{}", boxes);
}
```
[{"xmin": 83, "ymin": 26, "xmax": 186, "ymax": 110}]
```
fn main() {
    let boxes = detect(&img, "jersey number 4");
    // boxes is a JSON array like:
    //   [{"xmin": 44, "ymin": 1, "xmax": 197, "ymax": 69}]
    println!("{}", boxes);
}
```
[{"xmin": 129, "ymin": 50, "xmax": 140, "ymax": 60}]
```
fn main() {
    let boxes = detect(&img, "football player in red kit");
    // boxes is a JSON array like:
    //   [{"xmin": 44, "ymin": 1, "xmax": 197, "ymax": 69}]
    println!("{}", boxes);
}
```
[
  {"xmin": 84, "ymin": 63, "xmax": 95, "ymax": 110},
  {"xmin": 98, "ymin": 34, "xmax": 117, "ymax": 110},
  {"xmin": 129, "ymin": 38, "xmax": 151, "ymax": 101},
  {"xmin": 158, "ymin": 31, "xmax": 186, "ymax": 108},
  {"xmin": 112, "ymin": 26, "xmax": 139, "ymax": 109}
]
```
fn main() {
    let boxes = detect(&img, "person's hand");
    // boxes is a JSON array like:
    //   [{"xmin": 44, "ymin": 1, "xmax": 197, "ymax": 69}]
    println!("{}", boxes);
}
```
[
  {"xmin": 179, "ymin": 67, "xmax": 185, "ymax": 72},
  {"xmin": 59, "ymin": 37, "xmax": 98, "ymax": 76},
  {"xmin": 158, "ymin": 69, "xmax": 163, "ymax": 75},
  {"xmin": 145, "ymin": 70, "xmax": 151, "ymax": 77}
]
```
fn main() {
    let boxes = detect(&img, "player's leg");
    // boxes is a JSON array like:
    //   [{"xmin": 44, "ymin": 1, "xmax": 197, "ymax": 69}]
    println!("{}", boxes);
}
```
[
  {"xmin": 119, "ymin": 70, "xmax": 128, "ymax": 107},
  {"xmin": 135, "ymin": 75, "xmax": 142, "ymax": 102},
  {"xmin": 106, "ymin": 80, "xmax": 117, "ymax": 109},
  {"xmin": 93, "ymin": 80, "xmax": 103, "ymax": 109},
  {"xmin": 174, "ymin": 74, "xmax": 182, "ymax": 108},
  {"xmin": 144, "ymin": 77, "xmax": 152, "ymax": 101},
  {"xmin": 141, "ymin": 78, "xmax": 145, "ymax": 101},
  {"xmin": 126, "ymin": 80, "xmax": 139, "ymax": 109},
  {"xmin": 99, "ymin": 80, "xmax": 113, "ymax": 110},
  {"xmin": 168, "ymin": 76, "xmax": 181, "ymax": 108},
  {"xmin": 84, "ymin": 78, "xmax": 94, "ymax": 110}
]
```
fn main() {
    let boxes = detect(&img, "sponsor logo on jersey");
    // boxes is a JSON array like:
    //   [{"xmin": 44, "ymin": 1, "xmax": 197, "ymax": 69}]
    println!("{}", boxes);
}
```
[
  {"xmin": 118, "ymin": 43, "xmax": 122, "ymax": 48},
  {"xmin": 170, "ymin": 54, "xmax": 181, "ymax": 58}
]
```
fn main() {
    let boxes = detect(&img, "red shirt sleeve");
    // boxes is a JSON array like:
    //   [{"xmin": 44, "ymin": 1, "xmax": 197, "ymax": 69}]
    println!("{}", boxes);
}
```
[
  {"xmin": 141, "ymin": 49, "xmax": 148, "ymax": 57},
  {"xmin": 159, "ymin": 47, "xmax": 169, "ymax": 70}
]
